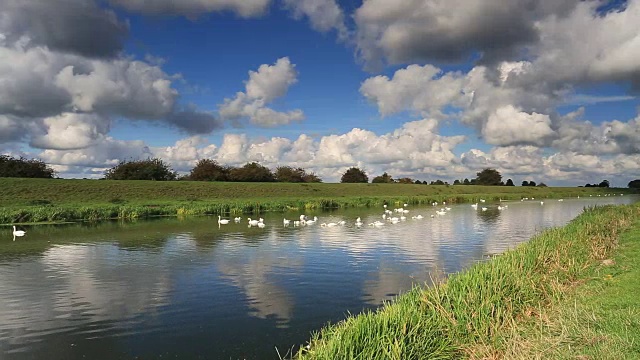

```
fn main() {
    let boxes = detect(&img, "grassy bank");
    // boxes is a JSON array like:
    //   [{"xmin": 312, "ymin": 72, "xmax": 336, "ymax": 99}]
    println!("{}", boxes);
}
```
[
  {"xmin": 290, "ymin": 204, "xmax": 640, "ymax": 359},
  {"xmin": 475, "ymin": 212, "xmax": 640, "ymax": 358},
  {"xmin": 1, "ymin": 177, "xmax": 634, "ymax": 224}
]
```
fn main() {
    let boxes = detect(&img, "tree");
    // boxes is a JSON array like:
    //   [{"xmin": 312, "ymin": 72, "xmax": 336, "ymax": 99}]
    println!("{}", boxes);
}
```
[
  {"xmin": 505, "ymin": 179, "xmax": 515, "ymax": 186},
  {"xmin": 229, "ymin": 162, "xmax": 275, "ymax": 182},
  {"xmin": 475, "ymin": 168, "xmax": 502, "ymax": 186},
  {"xmin": 537, "ymin": 182, "xmax": 548, "ymax": 187},
  {"xmin": 302, "ymin": 172, "xmax": 322, "ymax": 183},
  {"xmin": 396, "ymin": 177, "xmax": 414, "ymax": 184},
  {"xmin": 453, "ymin": 179, "xmax": 461, "ymax": 185},
  {"xmin": 629, "ymin": 179, "xmax": 640, "ymax": 189},
  {"xmin": 430, "ymin": 179, "xmax": 445, "ymax": 185},
  {"xmin": 463, "ymin": 178, "xmax": 470, "ymax": 185},
  {"xmin": 529, "ymin": 181, "xmax": 537, "ymax": 187},
  {"xmin": 274, "ymin": 166, "xmax": 305, "ymax": 182},
  {"xmin": 371, "ymin": 172, "xmax": 394, "ymax": 183},
  {"xmin": 414, "ymin": 180, "xmax": 422, "ymax": 184},
  {"xmin": 187, "ymin": 159, "xmax": 228, "ymax": 181},
  {"xmin": 522, "ymin": 181, "xmax": 530, "ymax": 186},
  {"xmin": 0, "ymin": 155, "xmax": 56, "ymax": 178},
  {"xmin": 598, "ymin": 179, "xmax": 610, "ymax": 188},
  {"xmin": 341, "ymin": 167, "xmax": 368, "ymax": 183},
  {"xmin": 104, "ymin": 158, "xmax": 177, "ymax": 181}
]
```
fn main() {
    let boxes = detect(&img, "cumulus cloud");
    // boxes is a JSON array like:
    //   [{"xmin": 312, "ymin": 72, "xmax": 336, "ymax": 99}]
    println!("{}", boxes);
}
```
[
  {"xmin": 0, "ymin": 0, "xmax": 128, "ymax": 58},
  {"xmin": 29, "ymin": 112, "xmax": 110, "ymax": 150},
  {"xmin": 360, "ymin": 64, "xmax": 467, "ymax": 118},
  {"xmin": 482, "ymin": 105, "xmax": 555, "ymax": 146},
  {"xmin": 108, "ymin": 0, "xmax": 271, "ymax": 18},
  {"xmin": 219, "ymin": 57, "xmax": 304, "ymax": 127},
  {"xmin": 282, "ymin": 0, "xmax": 349, "ymax": 41},
  {"xmin": 353, "ymin": 0, "xmax": 577, "ymax": 68}
]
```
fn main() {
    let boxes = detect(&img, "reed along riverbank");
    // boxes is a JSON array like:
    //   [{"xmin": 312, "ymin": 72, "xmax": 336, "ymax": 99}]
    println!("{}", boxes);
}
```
[
  {"xmin": 291, "ymin": 203, "xmax": 640, "ymax": 359},
  {"xmin": 1, "ymin": 177, "xmax": 634, "ymax": 224}
]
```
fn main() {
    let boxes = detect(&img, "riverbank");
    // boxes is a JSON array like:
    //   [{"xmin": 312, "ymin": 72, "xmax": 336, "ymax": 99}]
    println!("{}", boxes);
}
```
[
  {"xmin": 291, "ymin": 204, "xmax": 640, "ymax": 359},
  {"xmin": 1, "ymin": 178, "xmax": 634, "ymax": 224}
]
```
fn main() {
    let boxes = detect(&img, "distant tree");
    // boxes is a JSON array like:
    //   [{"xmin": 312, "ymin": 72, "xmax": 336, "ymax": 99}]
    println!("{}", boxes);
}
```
[
  {"xmin": 371, "ymin": 172, "xmax": 394, "ymax": 183},
  {"xmin": 187, "ymin": 159, "xmax": 229, "ymax": 181},
  {"xmin": 537, "ymin": 182, "xmax": 548, "ymax": 187},
  {"xmin": 629, "ymin": 179, "xmax": 640, "ymax": 189},
  {"xmin": 476, "ymin": 168, "xmax": 502, "ymax": 186},
  {"xmin": 529, "ymin": 181, "xmax": 537, "ymax": 187},
  {"xmin": 414, "ymin": 180, "xmax": 422, "ymax": 184},
  {"xmin": 0, "ymin": 155, "xmax": 55, "ymax": 178},
  {"xmin": 463, "ymin": 178, "xmax": 471, "ymax": 185},
  {"xmin": 104, "ymin": 158, "xmax": 177, "ymax": 181},
  {"xmin": 500, "ymin": 181, "xmax": 505, "ymax": 186},
  {"xmin": 430, "ymin": 179, "xmax": 445, "ymax": 185},
  {"xmin": 453, "ymin": 179, "xmax": 461, "ymax": 185},
  {"xmin": 275, "ymin": 166, "xmax": 305, "ymax": 182},
  {"xmin": 396, "ymin": 177, "xmax": 414, "ymax": 184},
  {"xmin": 341, "ymin": 167, "xmax": 368, "ymax": 183},
  {"xmin": 302, "ymin": 172, "xmax": 322, "ymax": 183},
  {"xmin": 598, "ymin": 179, "xmax": 610, "ymax": 188},
  {"xmin": 585, "ymin": 183, "xmax": 593, "ymax": 187},
  {"xmin": 228, "ymin": 162, "xmax": 275, "ymax": 182},
  {"xmin": 522, "ymin": 181, "xmax": 530, "ymax": 186},
  {"xmin": 469, "ymin": 178, "xmax": 477, "ymax": 185},
  {"xmin": 505, "ymin": 178, "xmax": 515, "ymax": 186}
]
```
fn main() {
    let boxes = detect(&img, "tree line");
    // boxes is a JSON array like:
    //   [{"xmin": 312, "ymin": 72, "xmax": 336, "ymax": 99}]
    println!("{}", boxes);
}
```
[
  {"xmin": 103, "ymin": 158, "xmax": 322, "ymax": 183},
  {"xmin": 2, "ymin": 155, "xmax": 640, "ymax": 189}
]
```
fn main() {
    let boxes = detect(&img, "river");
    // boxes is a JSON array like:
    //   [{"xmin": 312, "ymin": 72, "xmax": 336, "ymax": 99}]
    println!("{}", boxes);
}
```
[{"xmin": 0, "ymin": 194, "xmax": 636, "ymax": 359}]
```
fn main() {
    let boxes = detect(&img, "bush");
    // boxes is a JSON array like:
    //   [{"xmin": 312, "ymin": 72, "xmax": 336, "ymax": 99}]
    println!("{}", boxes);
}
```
[
  {"xmin": 228, "ymin": 162, "xmax": 275, "ymax": 182},
  {"xmin": 188, "ymin": 159, "xmax": 229, "ymax": 181},
  {"xmin": 629, "ymin": 179, "xmax": 640, "ymax": 189},
  {"xmin": 0, "ymin": 155, "xmax": 55, "ymax": 178},
  {"xmin": 104, "ymin": 158, "xmax": 177, "ymax": 181},
  {"xmin": 275, "ymin": 166, "xmax": 322, "ymax": 183},
  {"xmin": 341, "ymin": 167, "xmax": 368, "ymax": 183},
  {"xmin": 372, "ymin": 172, "xmax": 394, "ymax": 183}
]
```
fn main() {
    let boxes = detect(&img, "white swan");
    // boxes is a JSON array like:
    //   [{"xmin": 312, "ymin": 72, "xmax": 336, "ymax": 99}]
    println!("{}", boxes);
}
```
[
  {"xmin": 481, "ymin": 207, "xmax": 488, "ymax": 211},
  {"xmin": 12, "ymin": 226, "xmax": 26, "ymax": 239},
  {"xmin": 258, "ymin": 222, "xmax": 266, "ymax": 228},
  {"xmin": 248, "ymin": 218, "xmax": 259, "ymax": 226},
  {"xmin": 234, "ymin": 217, "xmax": 242, "ymax": 223},
  {"xmin": 540, "ymin": 201, "xmax": 544, "ymax": 206},
  {"xmin": 218, "ymin": 216, "xmax": 230, "ymax": 225},
  {"xmin": 283, "ymin": 218, "xmax": 291, "ymax": 226}
]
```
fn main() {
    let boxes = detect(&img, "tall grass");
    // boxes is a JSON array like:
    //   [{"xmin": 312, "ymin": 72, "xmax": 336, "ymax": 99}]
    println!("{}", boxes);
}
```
[{"xmin": 292, "ymin": 204, "xmax": 639, "ymax": 359}]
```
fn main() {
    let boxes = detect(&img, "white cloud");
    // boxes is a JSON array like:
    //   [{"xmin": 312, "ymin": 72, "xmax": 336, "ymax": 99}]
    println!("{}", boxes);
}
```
[
  {"xmin": 29, "ymin": 112, "xmax": 110, "ymax": 150},
  {"xmin": 108, "ymin": 0, "xmax": 271, "ymax": 18},
  {"xmin": 360, "ymin": 64, "xmax": 466, "ymax": 118},
  {"xmin": 482, "ymin": 105, "xmax": 555, "ymax": 146},
  {"xmin": 219, "ymin": 57, "xmax": 304, "ymax": 127},
  {"xmin": 282, "ymin": 0, "xmax": 349, "ymax": 41}
]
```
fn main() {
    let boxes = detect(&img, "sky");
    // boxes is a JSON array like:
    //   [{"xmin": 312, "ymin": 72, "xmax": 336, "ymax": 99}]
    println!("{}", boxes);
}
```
[{"xmin": 0, "ymin": 0, "xmax": 639, "ymax": 186}]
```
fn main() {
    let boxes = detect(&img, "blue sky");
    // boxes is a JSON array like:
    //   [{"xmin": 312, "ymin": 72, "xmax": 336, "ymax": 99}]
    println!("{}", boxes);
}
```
[{"xmin": 0, "ymin": 0, "xmax": 639, "ymax": 185}]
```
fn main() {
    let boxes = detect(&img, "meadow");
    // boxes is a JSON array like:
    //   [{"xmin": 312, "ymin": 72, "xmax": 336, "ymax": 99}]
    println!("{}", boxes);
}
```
[
  {"xmin": 291, "ymin": 203, "xmax": 640, "ymax": 359},
  {"xmin": 1, "ymin": 177, "xmax": 634, "ymax": 224}
]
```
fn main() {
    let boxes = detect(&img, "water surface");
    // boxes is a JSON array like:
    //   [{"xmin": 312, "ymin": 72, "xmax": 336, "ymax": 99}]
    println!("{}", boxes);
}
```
[{"xmin": 1, "ymin": 195, "xmax": 636, "ymax": 359}]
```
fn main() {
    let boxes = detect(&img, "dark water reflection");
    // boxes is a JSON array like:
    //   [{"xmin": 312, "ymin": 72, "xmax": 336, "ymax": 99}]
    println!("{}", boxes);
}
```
[{"xmin": 0, "ymin": 195, "xmax": 637, "ymax": 359}]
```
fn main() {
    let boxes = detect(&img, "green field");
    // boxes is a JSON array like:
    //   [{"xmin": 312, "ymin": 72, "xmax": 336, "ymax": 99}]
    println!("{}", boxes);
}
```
[
  {"xmin": 291, "ymin": 204, "xmax": 640, "ymax": 359},
  {"xmin": 1, "ymin": 177, "xmax": 635, "ymax": 224}
]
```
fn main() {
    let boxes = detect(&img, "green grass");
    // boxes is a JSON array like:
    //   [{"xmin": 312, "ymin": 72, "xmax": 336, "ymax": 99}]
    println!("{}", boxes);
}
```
[
  {"xmin": 1, "ymin": 177, "xmax": 634, "ymax": 224},
  {"xmin": 288, "ymin": 204, "xmax": 640, "ymax": 360},
  {"xmin": 473, "ymin": 213, "xmax": 640, "ymax": 359}
]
